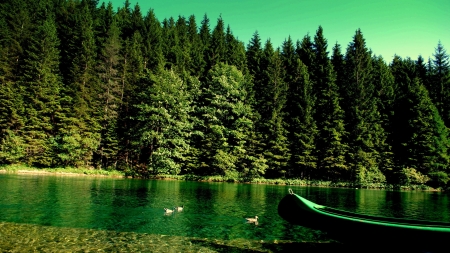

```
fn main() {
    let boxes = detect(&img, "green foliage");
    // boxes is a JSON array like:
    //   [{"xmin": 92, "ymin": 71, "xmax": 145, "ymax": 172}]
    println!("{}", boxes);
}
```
[
  {"xmin": 51, "ymin": 133, "xmax": 100, "ymax": 167},
  {"xmin": 288, "ymin": 59, "xmax": 318, "ymax": 178},
  {"xmin": 429, "ymin": 41, "xmax": 450, "ymax": 126},
  {"xmin": 396, "ymin": 167, "xmax": 430, "ymax": 186},
  {"xmin": 428, "ymin": 171, "xmax": 449, "ymax": 188},
  {"xmin": 197, "ymin": 63, "xmax": 257, "ymax": 176},
  {"xmin": 261, "ymin": 47, "xmax": 290, "ymax": 177},
  {"xmin": 0, "ymin": 130, "xmax": 25, "ymax": 164},
  {"xmin": 355, "ymin": 165, "xmax": 387, "ymax": 188},
  {"xmin": 142, "ymin": 9, "xmax": 164, "ymax": 72},
  {"xmin": 312, "ymin": 27, "xmax": 348, "ymax": 180},
  {"xmin": 134, "ymin": 69, "xmax": 193, "ymax": 176},
  {"xmin": 343, "ymin": 29, "xmax": 388, "ymax": 180},
  {"xmin": 97, "ymin": 16, "xmax": 121, "ymax": 168},
  {"xmin": 20, "ymin": 15, "xmax": 62, "ymax": 166},
  {"xmin": 207, "ymin": 16, "xmax": 226, "ymax": 69}
]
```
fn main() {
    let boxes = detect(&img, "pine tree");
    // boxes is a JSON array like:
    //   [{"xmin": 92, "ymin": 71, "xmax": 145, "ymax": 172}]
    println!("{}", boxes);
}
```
[
  {"xmin": 196, "ymin": 63, "xmax": 256, "ymax": 177},
  {"xmin": 372, "ymin": 55, "xmax": 396, "ymax": 176},
  {"xmin": 0, "ymin": 3, "xmax": 26, "ymax": 162},
  {"xmin": 96, "ymin": 17, "xmax": 122, "ymax": 169},
  {"xmin": 261, "ymin": 47, "xmax": 290, "ymax": 178},
  {"xmin": 95, "ymin": 2, "xmax": 115, "ymax": 57},
  {"xmin": 198, "ymin": 14, "xmax": 211, "ymax": 79},
  {"xmin": 56, "ymin": 3, "xmax": 101, "ymax": 167},
  {"xmin": 116, "ymin": 0, "xmax": 132, "ymax": 40},
  {"xmin": 246, "ymin": 31, "xmax": 263, "ymax": 79},
  {"xmin": 280, "ymin": 36, "xmax": 297, "ymax": 86},
  {"xmin": 161, "ymin": 17, "xmax": 180, "ymax": 70},
  {"xmin": 19, "ymin": 16, "xmax": 62, "ymax": 166},
  {"xmin": 405, "ymin": 79, "xmax": 449, "ymax": 178},
  {"xmin": 430, "ymin": 41, "xmax": 450, "ymax": 126},
  {"xmin": 246, "ymin": 32, "xmax": 264, "ymax": 113},
  {"xmin": 312, "ymin": 26, "xmax": 347, "ymax": 180},
  {"xmin": 207, "ymin": 15, "xmax": 226, "ymax": 69},
  {"xmin": 0, "ymin": 0, "xmax": 35, "ymax": 83},
  {"xmin": 175, "ymin": 15, "xmax": 192, "ymax": 72},
  {"xmin": 416, "ymin": 55, "xmax": 428, "ymax": 86},
  {"xmin": 142, "ymin": 9, "xmax": 164, "ymax": 72},
  {"xmin": 225, "ymin": 26, "xmax": 247, "ymax": 74},
  {"xmin": 130, "ymin": 3, "xmax": 145, "ymax": 36},
  {"xmin": 133, "ymin": 69, "xmax": 194, "ymax": 177},
  {"xmin": 296, "ymin": 34, "xmax": 314, "ymax": 71},
  {"xmin": 331, "ymin": 42, "xmax": 345, "ymax": 94},
  {"xmin": 0, "ymin": 0, "xmax": 26, "ymax": 149},
  {"xmin": 390, "ymin": 56, "xmax": 414, "ymax": 170},
  {"xmin": 186, "ymin": 14, "xmax": 205, "ymax": 77},
  {"xmin": 288, "ymin": 59, "xmax": 318, "ymax": 179},
  {"xmin": 344, "ymin": 29, "xmax": 387, "ymax": 185},
  {"xmin": 116, "ymin": 31, "xmax": 145, "ymax": 168}
]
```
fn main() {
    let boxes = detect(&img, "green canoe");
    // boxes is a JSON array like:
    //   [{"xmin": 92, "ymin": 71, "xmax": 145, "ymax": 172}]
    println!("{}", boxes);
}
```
[{"xmin": 278, "ymin": 189, "xmax": 450, "ymax": 250}]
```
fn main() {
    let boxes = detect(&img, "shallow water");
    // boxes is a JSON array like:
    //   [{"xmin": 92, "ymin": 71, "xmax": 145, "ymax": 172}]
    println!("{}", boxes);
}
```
[{"xmin": 0, "ymin": 173, "xmax": 448, "ymax": 252}]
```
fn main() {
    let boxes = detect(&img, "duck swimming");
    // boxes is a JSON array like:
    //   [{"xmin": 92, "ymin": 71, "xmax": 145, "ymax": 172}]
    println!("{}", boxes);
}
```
[{"xmin": 246, "ymin": 216, "xmax": 258, "ymax": 223}]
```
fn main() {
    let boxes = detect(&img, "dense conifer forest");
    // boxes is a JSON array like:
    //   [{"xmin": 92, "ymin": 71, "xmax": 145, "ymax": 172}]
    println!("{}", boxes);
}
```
[{"xmin": 1, "ymin": 0, "xmax": 450, "ymax": 188}]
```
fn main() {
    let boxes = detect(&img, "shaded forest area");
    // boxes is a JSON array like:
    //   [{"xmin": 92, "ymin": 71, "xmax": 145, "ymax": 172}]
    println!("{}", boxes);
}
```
[{"xmin": 1, "ymin": 0, "xmax": 450, "ymax": 188}]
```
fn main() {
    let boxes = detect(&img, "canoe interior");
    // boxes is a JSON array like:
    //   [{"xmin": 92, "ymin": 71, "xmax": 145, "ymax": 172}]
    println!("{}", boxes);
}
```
[
  {"xmin": 318, "ymin": 205, "xmax": 450, "ymax": 227},
  {"xmin": 278, "ymin": 192, "xmax": 450, "ymax": 251}
]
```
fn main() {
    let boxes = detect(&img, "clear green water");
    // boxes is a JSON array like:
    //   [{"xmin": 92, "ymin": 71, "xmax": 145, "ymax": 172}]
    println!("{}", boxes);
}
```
[{"xmin": 0, "ymin": 173, "xmax": 449, "ymax": 252}]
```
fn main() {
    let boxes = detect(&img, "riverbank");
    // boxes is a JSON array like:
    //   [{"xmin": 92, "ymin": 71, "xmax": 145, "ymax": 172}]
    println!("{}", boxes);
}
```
[
  {"xmin": 0, "ymin": 164, "xmax": 443, "ymax": 191},
  {"xmin": 0, "ymin": 165, "xmax": 125, "ymax": 178}
]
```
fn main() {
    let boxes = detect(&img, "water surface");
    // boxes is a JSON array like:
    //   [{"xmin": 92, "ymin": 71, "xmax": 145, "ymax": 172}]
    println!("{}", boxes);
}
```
[{"xmin": 0, "ymin": 173, "xmax": 448, "ymax": 252}]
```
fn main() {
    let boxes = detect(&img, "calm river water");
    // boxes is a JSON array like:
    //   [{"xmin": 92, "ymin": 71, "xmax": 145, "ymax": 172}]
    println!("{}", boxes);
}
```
[{"xmin": 0, "ymin": 173, "xmax": 449, "ymax": 252}]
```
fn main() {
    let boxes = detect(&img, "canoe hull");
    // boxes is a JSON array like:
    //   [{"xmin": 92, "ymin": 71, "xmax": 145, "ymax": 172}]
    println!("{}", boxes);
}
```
[{"xmin": 278, "ymin": 193, "xmax": 450, "ymax": 250}]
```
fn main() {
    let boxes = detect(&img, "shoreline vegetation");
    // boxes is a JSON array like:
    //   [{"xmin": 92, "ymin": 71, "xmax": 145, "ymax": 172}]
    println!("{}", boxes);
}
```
[{"xmin": 1, "ymin": 165, "xmax": 444, "ymax": 192}]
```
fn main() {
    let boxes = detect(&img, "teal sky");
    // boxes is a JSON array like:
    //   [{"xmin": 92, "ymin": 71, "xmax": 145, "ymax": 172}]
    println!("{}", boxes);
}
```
[{"xmin": 108, "ymin": 0, "xmax": 449, "ymax": 62}]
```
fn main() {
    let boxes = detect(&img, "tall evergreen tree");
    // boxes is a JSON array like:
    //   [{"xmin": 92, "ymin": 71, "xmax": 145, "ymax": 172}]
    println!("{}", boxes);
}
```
[
  {"xmin": 372, "ymin": 55, "xmax": 396, "ymax": 176},
  {"xmin": 246, "ymin": 31, "xmax": 263, "ymax": 80},
  {"xmin": 344, "ymin": 29, "xmax": 387, "ymax": 184},
  {"xmin": 430, "ymin": 41, "xmax": 450, "ymax": 126},
  {"xmin": 133, "ymin": 69, "xmax": 193, "ymax": 177},
  {"xmin": 390, "ymin": 56, "xmax": 414, "ymax": 170},
  {"xmin": 175, "ymin": 15, "xmax": 192, "ymax": 72},
  {"xmin": 116, "ymin": 31, "xmax": 145, "ymax": 167},
  {"xmin": 296, "ymin": 34, "xmax": 314, "ymax": 71},
  {"xmin": 404, "ymin": 78, "xmax": 449, "ymax": 179},
  {"xmin": 196, "ymin": 63, "xmax": 256, "ymax": 177},
  {"xmin": 116, "ymin": 0, "xmax": 132, "ymax": 40},
  {"xmin": 331, "ymin": 42, "xmax": 345, "ymax": 92},
  {"xmin": 416, "ymin": 55, "xmax": 428, "ymax": 86},
  {"xmin": 280, "ymin": 36, "xmax": 297, "ymax": 86},
  {"xmin": 96, "ymin": 17, "xmax": 121, "ymax": 169},
  {"xmin": 0, "ymin": 0, "xmax": 26, "ymax": 151},
  {"xmin": 19, "ymin": 16, "xmax": 62, "ymax": 166},
  {"xmin": 225, "ymin": 26, "xmax": 247, "ymax": 74},
  {"xmin": 130, "ymin": 3, "xmax": 144, "ymax": 36},
  {"xmin": 207, "ymin": 15, "xmax": 226, "ymax": 69},
  {"xmin": 288, "ymin": 59, "xmax": 318, "ymax": 179},
  {"xmin": 186, "ymin": 14, "xmax": 205, "ymax": 77},
  {"xmin": 312, "ymin": 26, "xmax": 348, "ymax": 180},
  {"xmin": 161, "ymin": 17, "xmax": 180, "ymax": 70},
  {"xmin": 261, "ymin": 46, "xmax": 290, "ymax": 178},
  {"xmin": 56, "ymin": 3, "xmax": 101, "ymax": 167},
  {"xmin": 142, "ymin": 9, "xmax": 164, "ymax": 72}
]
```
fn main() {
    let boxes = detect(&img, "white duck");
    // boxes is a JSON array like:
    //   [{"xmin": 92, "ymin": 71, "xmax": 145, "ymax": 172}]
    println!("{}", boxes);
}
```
[{"xmin": 245, "ymin": 216, "xmax": 259, "ymax": 223}]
